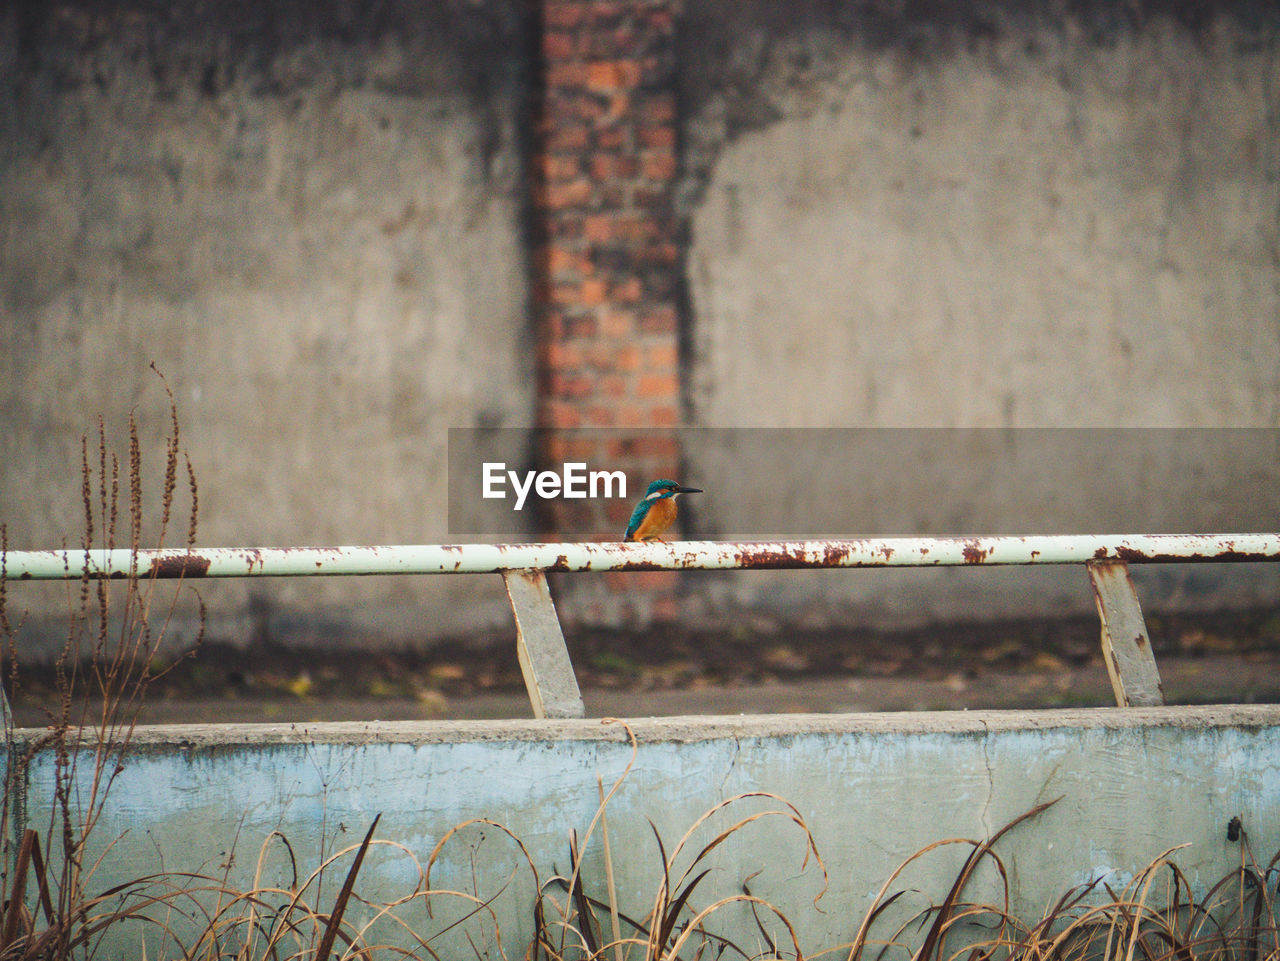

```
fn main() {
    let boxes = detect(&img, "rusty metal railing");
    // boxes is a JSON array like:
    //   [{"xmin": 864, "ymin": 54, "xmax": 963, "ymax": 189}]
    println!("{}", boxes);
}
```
[{"xmin": 5, "ymin": 533, "xmax": 1279, "ymax": 718}]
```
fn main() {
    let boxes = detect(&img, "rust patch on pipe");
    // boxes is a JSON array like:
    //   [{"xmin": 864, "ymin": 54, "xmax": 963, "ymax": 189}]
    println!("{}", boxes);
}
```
[
  {"xmin": 1112, "ymin": 544, "xmax": 1274, "ymax": 564},
  {"xmin": 823, "ymin": 543, "xmax": 853, "ymax": 566},
  {"xmin": 961, "ymin": 542, "xmax": 989, "ymax": 564},
  {"xmin": 150, "ymin": 554, "xmax": 211, "ymax": 578}
]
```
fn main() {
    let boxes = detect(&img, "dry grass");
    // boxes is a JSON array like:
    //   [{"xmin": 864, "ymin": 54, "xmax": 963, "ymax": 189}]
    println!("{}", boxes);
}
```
[{"xmin": 0, "ymin": 366, "xmax": 204, "ymax": 958}]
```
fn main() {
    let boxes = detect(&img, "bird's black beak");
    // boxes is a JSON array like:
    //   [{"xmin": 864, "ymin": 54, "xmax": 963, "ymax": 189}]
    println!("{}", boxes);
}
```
[{"xmin": 675, "ymin": 486, "xmax": 702, "ymax": 495}]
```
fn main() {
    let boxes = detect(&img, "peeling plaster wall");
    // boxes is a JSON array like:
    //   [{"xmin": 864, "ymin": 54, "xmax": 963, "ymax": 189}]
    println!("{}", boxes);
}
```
[
  {"xmin": 0, "ymin": 1, "xmax": 535, "ymax": 654},
  {"xmin": 11, "ymin": 707, "xmax": 1280, "ymax": 955},
  {"xmin": 681, "ymin": 2, "xmax": 1280, "ymax": 429},
  {"xmin": 676, "ymin": 2, "xmax": 1280, "ymax": 624}
]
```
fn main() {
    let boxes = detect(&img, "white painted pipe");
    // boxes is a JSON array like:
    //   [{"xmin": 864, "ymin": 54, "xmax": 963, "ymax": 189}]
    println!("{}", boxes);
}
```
[{"xmin": 3, "ymin": 533, "xmax": 1278, "ymax": 580}]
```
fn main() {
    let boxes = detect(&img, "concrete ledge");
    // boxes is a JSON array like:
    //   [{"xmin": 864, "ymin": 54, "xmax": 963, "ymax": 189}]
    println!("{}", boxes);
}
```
[
  {"xmin": 17, "ymin": 702, "xmax": 1277, "ymax": 747},
  {"xmin": 10, "ymin": 705, "xmax": 1280, "ymax": 955}
]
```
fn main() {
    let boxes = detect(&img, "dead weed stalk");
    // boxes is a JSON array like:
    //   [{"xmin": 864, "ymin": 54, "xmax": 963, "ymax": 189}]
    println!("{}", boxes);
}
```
[{"xmin": 0, "ymin": 367, "xmax": 204, "ymax": 958}]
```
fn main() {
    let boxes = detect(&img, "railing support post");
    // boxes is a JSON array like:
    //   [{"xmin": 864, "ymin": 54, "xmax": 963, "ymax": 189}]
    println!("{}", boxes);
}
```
[
  {"xmin": 502, "ymin": 570, "xmax": 584, "ymax": 719},
  {"xmin": 1086, "ymin": 559, "xmax": 1164, "ymax": 707}
]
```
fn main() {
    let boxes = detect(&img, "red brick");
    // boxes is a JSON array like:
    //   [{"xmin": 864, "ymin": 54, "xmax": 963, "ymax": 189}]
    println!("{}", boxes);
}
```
[
  {"xmin": 636, "ymin": 373, "xmax": 678, "ymax": 398},
  {"xmin": 586, "ymin": 1, "xmax": 626, "ymax": 26},
  {"xmin": 638, "ymin": 124, "xmax": 675, "ymax": 149},
  {"xmin": 549, "ymin": 283, "xmax": 580, "ymax": 306},
  {"xmin": 564, "ymin": 313, "xmax": 599, "ymax": 338},
  {"xmin": 584, "ymin": 213, "xmax": 615, "ymax": 243},
  {"xmin": 614, "ymin": 344, "xmax": 642, "ymax": 370},
  {"xmin": 590, "ymin": 59, "xmax": 643, "ymax": 91},
  {"xmin": 544, "ymin": 124, "xmax": 590, "ymax": 152},
  {"xmin": 541, "ymin": 434, "xmax": 570, "ymax": 461},
  {"xmin": 621, "ymin": 215, "xmax": 659, "ymax": 239},
  {"xmin": 611, "ymin": 277, "xmax": 643, "ymax": 302},
  {"xmin": 546, "ymin": 214, "xmax": 585, "ymax": 240},
  {"xmin": 544, "ymin": 178, "xmax": 593, "ymax": 209},
  {"xmin": 638, "ymin": 307, "xmax": 677, "ymax": 334},
  {"xmin": 648, "ymin": 404, "xmax": 680, "ymax": 427},
  {"xmin": 630, "ymin": 184, "xmax": 671, "ymax": 207},
  {"xmin": 638, "ymin": 240, "xmax": 678, "ymax": 266},
  {"xmin": 600, "ymin": 92, "xmax": 631, "ymax": 125},
  {"xmin": 596, "ymin": 128, "xmax": 626, "ymax": 150},
  {"xmin": 580, "ymin": 277, "xmax": 608, "ymax": 305},
  {"xmin": 536, "ymin": 153, "xmax": 580, "ymax": 181},
  {"xmin": 612, "ymin": 405, "xmax": 646, "ymax": 427},
  {"xmin": 640, "ymin": 96, "xmax": 677, "ymax": 124},
  {"xmin": 586, "ymin": 61, "xmax": 621, "ymax": 90},
  {"xmin": 609, "ymin": 435, "xmax": 680, "ymax": 459},
  {"xmin": 543, "ymin": 2, "xmax": 588, "ymax": 30},
  {"xmin": 543, "ymin": 434, "xmax": 603, "ymax": 462},
  {"xmin": 562, "ymin": 92, "xmax": 610, "ymax": 123},
  {"xmin": 639, "ymin": 54, "xmax": 673, "ymax": 85},
  {"xmin": 564, "ymin": 436, "xmax": 606, "ymax": 460},
  {"xmin": 585, "ymin": 405, "xmax": 617, "ymax": 427},
  {"xmin": 542, "ymin": 400, "xmax": 583, "ymax": 429},
  {"xmin": 543, "ymin": 341, "xmax": 584, "ymax": 371},
  {"xmin": 550, "ymin": 373, "xmax": 596, "ymax": 399},
  {"xmin": 541, "ymin": 30, "xmax": 576, "ymax": 59},
  {"xmin": 537, "ymin": 308, "xmax": 563, "ymax": 338},
  {"xmin": 590, "ymin": 153, "xmax": 639, "ymax": 180},
  {"xmin": 643, "ymin": 7, "xmax": 676, "ymax": 33},
  {"xmin": 546, "ymin": 62, "xmax": 588, "ymax": 88},
  {"xmin": 545, "ymin": 244, "xmax": 591, "ymax": 278},
  {"xmin": 645, "ymin": 343, "xmax": 679, "ymax": 369},
  {"xmin": 582, "ymin": 341, "xmax": 626, "ymax": 368},
  {"xmin": 601, "ymin": 374, "xmax": 627, "ymax": 397},
  {"xmin": 598, "ymin": 26, "xmax": 636, "ymax": 55},
  {"xmin": 597, "ymin": 182, "xmax": 627, "ymax": 207},
  {"xmin": 600, "ymin": 309, "xmax": 635, "ymax": 338},
  {"xmin": 641, "ymin": 150, "xmax": 677, "ymax": 180}
]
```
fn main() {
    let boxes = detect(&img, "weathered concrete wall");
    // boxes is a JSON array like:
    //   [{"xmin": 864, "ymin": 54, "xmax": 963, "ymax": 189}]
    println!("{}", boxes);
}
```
[
  {"xmin": 677, "ymin": 2, "xmax": 1280, "ymax": 623},
  {"xmin": 681, "ymin": 2, "xmax": 1280, "ymax": 428},
  {"xmin": 2, "ymin": 1, "xmax": 1278, "ymax": 651},
  {"xmin": 11, "ymin": 707, "xmax": 1280, "ymax": 955},
  {"xmin": 0, "ymin": 1, "xmax": 535, "ymax": 653}
]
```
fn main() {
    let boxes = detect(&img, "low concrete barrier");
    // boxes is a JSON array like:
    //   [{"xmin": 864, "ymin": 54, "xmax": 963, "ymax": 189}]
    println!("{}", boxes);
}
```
[{"xmin": 8, "ymin": 705, "xmax": 1280, "ymax": 955}]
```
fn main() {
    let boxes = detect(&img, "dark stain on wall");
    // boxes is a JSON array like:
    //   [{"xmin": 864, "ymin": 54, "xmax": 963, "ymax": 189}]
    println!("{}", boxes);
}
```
[
  {"xmin": 673, "ymin": 0, "xmax": 1280, "ymax": 213},
  {"xmin": 6, "ymin": 0, "xmax": 531, "ymax": 111}
]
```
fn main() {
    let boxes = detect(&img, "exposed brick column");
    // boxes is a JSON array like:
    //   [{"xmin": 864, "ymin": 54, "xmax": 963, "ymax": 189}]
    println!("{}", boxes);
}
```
[{"xmin": 530, "ymin": 0, "xmax": 684, "ymax": 554}]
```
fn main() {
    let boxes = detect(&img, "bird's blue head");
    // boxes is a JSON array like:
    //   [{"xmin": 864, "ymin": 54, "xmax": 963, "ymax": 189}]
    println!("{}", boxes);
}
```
[{"xmin": 644, "ymin": 479, "xmax": 702, "ymax": 500}]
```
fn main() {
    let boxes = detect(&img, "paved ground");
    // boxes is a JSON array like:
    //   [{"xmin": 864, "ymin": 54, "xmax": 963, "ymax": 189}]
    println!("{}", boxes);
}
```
[
  {"xmin": 9, "ymin": 608, "xmax": 1279, "ymax": 727},
  {"xmin": 62, "ymin": 653, "xmax": 1277, "ymax": 726}
]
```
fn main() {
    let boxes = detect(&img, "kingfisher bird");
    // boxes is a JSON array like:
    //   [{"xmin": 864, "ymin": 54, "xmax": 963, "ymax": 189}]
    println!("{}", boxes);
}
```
[{"xmin": 624, "ymin": 479, "xmax": 702, "ymax": 542}]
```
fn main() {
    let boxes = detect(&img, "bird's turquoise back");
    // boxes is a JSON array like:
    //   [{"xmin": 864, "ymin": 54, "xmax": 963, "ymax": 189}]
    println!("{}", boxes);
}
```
[
  {"xmin": 624, "ymin": 478, "xmax": 679, "ymax": 540},
  {"xmin": 623, "ymin": 498, "xmax": 653, "ymax": 540}
]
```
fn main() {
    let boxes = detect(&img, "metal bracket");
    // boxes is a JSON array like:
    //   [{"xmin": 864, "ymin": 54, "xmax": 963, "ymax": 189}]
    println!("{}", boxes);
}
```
[
  {"xmin": 502, "ymin": 570, "xmax": 585, "ymax": 719},
  {"xmin": 1086, "ymin": 559, "xmax": 1164, "ymax": 707}
]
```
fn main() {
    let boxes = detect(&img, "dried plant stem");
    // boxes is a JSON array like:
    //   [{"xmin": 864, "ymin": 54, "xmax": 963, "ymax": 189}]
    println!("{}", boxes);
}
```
[{"xmin": 598, "ymin": 774, "xmax": 623, "ymax": 961}]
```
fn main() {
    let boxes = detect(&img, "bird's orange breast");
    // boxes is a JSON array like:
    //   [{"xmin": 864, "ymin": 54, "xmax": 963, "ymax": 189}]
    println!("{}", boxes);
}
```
[{"xmin": 631, "ymin": 496, "xmax": 678, "ymax": 541}]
